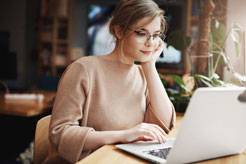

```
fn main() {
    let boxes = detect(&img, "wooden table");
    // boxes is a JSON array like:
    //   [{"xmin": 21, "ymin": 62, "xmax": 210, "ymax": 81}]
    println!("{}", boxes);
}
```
[
  {"xmin": 77, "ymin": 113, "xmax": 246, "ymax": 164},
  {"xmin": 0, "ymin": 91, "xmax": 56, "ymax": 159},
  {"xmin": 0, "ymin": 91, "xmax": 56, "ymax": 117}
]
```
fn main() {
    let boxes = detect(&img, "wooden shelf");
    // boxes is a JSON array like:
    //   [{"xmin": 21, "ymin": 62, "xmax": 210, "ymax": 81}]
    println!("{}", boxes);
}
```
[
  {"xmin": 186, "ymin": 0, "xmax": 200, "ymax": 36},
  {"xmin": 190, "ymin": 16, "xmax": 199, "ymax": 25},
  {"xmin": 37, "ymin": 0, "xmax": 70, "ymax": 77}
]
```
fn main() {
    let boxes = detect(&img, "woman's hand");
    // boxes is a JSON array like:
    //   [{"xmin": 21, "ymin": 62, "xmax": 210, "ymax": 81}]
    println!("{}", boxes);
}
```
[
  {"xmin": 142, "ymin": 38, "xmax": 165, "ymax": 66},
  {"xmin": 152, "ymin": 38, "xmax": 165, "ymax": 63},
  {"xmin": 84, "ymin": 122, "xmax": 167, "ymax": 151},
  {"xmin": 121, "ymin": 123, "xmax": 168, "ymax": 143}
]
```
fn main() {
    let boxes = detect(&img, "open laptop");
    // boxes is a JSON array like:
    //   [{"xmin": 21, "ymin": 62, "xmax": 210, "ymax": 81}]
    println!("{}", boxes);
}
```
[{"xmin": 116, "ymin": 87, "xmax": 246, "ymax": 164}]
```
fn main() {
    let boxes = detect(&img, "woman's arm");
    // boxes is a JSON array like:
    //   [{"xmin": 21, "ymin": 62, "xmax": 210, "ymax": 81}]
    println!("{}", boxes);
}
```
[
  {"xmin": 141, "ymin": 39, "xmax": 174, "ymax": 129},
  {"xmin": 84, "ymin": 122, "xmax": 168, "ymax": 151},
  {"xmin": 50, "ymin": 61, "xmax": 168, "ymax": 163}
]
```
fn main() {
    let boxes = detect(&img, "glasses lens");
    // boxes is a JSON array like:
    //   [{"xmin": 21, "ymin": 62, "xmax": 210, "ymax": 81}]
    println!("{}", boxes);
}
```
[
  {"xmin": 134, "ymin": 31, "xmax": 146, "ymax": 43},
  {"xmin": 134, "ymin": 30, "xmax": 165, "ymax": 43}
]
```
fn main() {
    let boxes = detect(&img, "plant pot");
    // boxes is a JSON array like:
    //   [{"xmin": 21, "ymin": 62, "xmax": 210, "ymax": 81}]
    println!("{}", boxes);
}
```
[{"xmin": 190, "ymin": 54, "xmax": 213, "ymax": 77}]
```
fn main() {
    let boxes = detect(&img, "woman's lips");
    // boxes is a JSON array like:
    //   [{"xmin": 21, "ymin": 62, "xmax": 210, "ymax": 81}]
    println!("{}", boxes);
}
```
[{"xmin": 140, "ymin": 50, "xmax": 152, "ymax": 55}]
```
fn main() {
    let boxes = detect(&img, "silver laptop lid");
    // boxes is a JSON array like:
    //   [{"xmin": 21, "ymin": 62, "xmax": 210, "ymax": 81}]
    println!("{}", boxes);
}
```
[{"xmin": 167, "ymin": 87, "xmax": 246, "ymax": 164}]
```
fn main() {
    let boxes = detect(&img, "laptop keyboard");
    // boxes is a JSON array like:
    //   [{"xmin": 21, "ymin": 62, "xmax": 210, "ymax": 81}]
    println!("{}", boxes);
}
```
[{"xmin": 144, "ymin": 147, "xmax": 172, "ymax": 159}]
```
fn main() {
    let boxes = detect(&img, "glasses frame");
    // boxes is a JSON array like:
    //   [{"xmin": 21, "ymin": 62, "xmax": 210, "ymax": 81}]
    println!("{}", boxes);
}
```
[{"xmin": 128, "ymin": 28, "xmax": 166, "ymax": 43}]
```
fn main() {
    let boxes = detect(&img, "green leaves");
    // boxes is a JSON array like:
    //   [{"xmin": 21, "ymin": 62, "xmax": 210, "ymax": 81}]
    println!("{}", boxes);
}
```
[
  {"xmin": 194, "ymin": 73, "xmax": 225, "ymax": 87},
  {"xmin": 160, "ymin": 72, "xmax": 226, "ymax": 113},
  {"xmin": 210, "ymin": 19, "xmax": 226, "ymax": 53},
  {"xmin": 160, "ymin": 73, "xmax": 225, "ymax": 104},
  {"xmin": 170, "ymin": 75, "xmax": 189, "ymax": 94},
  {"xmin": 210, "ymin": 21, "xmax": 244, "ymax": 75},
  {"xmin": 231, "ymin": 23, "xmax": 243, "ymax": 57}
]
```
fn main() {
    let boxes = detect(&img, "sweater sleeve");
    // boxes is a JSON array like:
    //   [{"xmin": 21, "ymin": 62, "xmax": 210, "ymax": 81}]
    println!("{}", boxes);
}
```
[
  {"xmin": 144, "ymin": 90, "xmax": 176, "ymax": 134},
  {"xmin": 49, "ymin": 62, "xmax": 94, "ymax": 163}
]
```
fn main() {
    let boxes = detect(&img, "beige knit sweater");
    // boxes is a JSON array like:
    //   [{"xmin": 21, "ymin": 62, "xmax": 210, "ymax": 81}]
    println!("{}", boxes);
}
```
[{"xmin": 44, "ymin": 56, "xmax": 175, "ymax": 164}]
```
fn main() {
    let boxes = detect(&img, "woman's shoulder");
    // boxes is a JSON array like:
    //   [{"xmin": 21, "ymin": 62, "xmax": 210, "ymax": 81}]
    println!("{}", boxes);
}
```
[
  {"xmin": 73, "ymin": 56, "xmax": 98, "ymax": 66},
  {"xmin": 67, "ymin": 56, "xmax": 102, "ymax": 70},
  {"xmin": 61, "ymin": 56, "xmax": 97, "ymax": 75}
]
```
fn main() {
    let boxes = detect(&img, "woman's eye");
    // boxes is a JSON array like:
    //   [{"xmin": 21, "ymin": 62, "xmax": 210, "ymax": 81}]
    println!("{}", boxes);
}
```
[{"xmin": 135, "ymin": 31, "xmax": 146, "ymax": 37}]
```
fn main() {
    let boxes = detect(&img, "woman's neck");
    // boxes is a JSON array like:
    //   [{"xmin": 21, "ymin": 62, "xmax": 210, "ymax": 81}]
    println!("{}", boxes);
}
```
[{"xmin": 105, "ymin": 44, "xmax": 134, "ymax": 65}]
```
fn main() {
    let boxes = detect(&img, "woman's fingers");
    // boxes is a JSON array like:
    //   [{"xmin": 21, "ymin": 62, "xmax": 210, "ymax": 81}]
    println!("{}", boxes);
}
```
[
  {"xmin": 142, "ymin": 127, "xmax": 162, "ymax": 143},
  {"xmin": 124, "ymin": 123, "xmax": 168, "ymax": 143},
  {"xmin": 155, "ymin": 38, "xmax": 164, "ymax": 52},
  {"xmin": 137, "ymin": 135, "xmax": 154, "ymax": 141},
  {"xmin": 150, "ymin": 124, "xmax": 168, "ymax": 142},
  {"xmin": 151, "ymin": 38, "xmax": 165, "ymax": 62},
  {"xmin": 140, "ymin": 123, "xmax": 167, "ymax": 143}
]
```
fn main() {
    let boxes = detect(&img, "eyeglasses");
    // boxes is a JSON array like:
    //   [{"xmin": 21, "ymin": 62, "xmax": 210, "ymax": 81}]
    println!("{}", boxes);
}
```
[{"xmin": 131, "ymin": 29, "xmax": 166, "ymax": 44}]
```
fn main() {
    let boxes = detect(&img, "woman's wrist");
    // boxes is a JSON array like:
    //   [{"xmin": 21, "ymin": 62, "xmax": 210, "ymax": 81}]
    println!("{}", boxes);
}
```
[
  {"xmin": 108, "ymin": 129, "xmax": 133, "ymax": 144},
  {"xmin": 101, "ymin": 130, "xmax": 127, "ymax": 144},
  {"xmin": 84, "ymin": 130, "xmax": 126, "ymax": 151},
  {"xmin": 141, "ymin": 62, "xmax": 157, "ymax": 75}
]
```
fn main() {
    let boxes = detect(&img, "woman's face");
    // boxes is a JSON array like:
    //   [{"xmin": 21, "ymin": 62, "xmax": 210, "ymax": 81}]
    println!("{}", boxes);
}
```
[{"xmin": 122, "ymin": 16, "xmax": 162, "ymax": 63}]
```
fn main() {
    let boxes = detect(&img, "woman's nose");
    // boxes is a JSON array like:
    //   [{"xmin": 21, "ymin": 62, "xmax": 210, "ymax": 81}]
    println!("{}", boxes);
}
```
[{"xmin": 145, "ymin": 37, "xmax": 154, "ymax": 47}]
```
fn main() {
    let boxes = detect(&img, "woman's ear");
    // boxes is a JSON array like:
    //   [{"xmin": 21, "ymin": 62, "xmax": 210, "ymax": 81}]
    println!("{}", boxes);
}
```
[{"xmin": 114, "ymin": 25, "xmax": 123, "ymax": 40}]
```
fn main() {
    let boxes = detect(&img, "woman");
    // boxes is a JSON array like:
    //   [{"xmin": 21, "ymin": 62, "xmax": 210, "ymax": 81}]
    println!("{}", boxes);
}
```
[{"xmin": 44, "ymin": 0, "xmax": 176, "ymax": 163}]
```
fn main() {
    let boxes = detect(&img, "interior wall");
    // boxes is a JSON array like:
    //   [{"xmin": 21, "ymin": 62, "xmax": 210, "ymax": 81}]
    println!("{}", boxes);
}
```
[
  {"xmin": 0, "ymin": 0, "xmax": 27, "ymax": 88},
  {"xmin": 69, "ymin": 0, "xmax": 87, "ymax": 56},
  {"xmin": 69, "ymin": 0, "xmax": 118, "ymax": 58},
  {"xmin": 25, "ymin": 0, "xmax": 40, "ymax": 88},
  {"xmin": 224, "ymin": 0, "xmax": 246, "ymax": 84},
  {"xmin": 0, "ymin": 0, "xmax": 39, "ymax": 89}
]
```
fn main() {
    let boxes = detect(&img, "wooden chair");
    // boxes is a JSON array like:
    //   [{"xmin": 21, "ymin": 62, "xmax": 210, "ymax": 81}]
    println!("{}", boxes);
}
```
[{"xmin": 34, "ymin": 115, "xmax": 51, "ymax": 164}]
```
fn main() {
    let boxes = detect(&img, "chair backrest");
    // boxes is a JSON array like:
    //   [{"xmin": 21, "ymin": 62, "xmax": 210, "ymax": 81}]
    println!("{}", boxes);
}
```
[{"xmin": 34, "ymin": 115, "xmax": 51, "ymax": 164}]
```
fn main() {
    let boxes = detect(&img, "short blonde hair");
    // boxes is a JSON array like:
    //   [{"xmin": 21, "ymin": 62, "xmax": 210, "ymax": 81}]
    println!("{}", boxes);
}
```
[{"xmin": 109, "ymin": 0, "xmax": 167, "ymax": 39}]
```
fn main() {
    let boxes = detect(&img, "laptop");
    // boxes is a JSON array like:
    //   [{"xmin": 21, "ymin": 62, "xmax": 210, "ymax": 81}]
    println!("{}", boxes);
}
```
[{"xmin": 116, "ymin": 87, "xmax": 246, "ymax": 164}]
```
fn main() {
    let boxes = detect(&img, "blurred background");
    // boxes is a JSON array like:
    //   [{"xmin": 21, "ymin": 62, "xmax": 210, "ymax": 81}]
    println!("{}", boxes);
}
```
[{"xmin": 0, "ymin": 0, "xmax": 246, "ymax": 163}]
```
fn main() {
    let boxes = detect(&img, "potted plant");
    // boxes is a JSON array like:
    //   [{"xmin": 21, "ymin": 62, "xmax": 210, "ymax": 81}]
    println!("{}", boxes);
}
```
[
  {"xmin": 159, "ymin": 0, "xmax": 246, "ymax": 112},
  {"xmin": 160, "ymin": 74, "xmax": 193, "ymax": 113}
]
